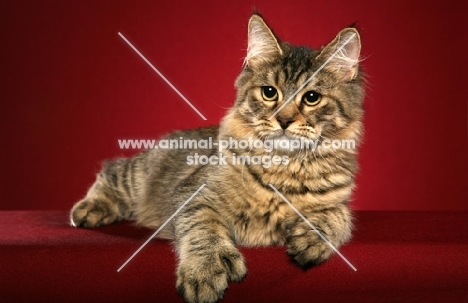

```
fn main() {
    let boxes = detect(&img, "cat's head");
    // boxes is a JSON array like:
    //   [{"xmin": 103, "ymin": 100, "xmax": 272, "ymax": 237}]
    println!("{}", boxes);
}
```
[{"xmin": 220, "ymin": 13, "xmax": 365, "ymax": 155}]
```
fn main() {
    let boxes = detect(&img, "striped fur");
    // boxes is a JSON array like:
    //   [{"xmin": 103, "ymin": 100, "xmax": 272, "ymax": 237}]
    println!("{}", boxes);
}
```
[{"xmin": 70, "ymin": 13, "xmax": 364, "ymax": 303}]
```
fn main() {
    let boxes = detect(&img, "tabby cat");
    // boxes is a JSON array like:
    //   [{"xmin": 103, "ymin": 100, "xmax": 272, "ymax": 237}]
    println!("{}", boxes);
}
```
[{"xmin": 71, "ymin": 13, "xmax": 364, "ymax": 303}]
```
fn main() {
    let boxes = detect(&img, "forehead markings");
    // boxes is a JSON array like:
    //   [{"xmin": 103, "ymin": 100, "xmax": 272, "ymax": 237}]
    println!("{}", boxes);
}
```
[{"xmin": 268, "ymin": 33, "xmax": 357, "ymax": 120}]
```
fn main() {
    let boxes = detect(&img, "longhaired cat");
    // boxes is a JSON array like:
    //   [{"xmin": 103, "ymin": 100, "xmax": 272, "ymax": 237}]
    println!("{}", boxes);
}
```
[{"xmin": 70, "ymin": 13, "xmax": 364, "ymax": 303}]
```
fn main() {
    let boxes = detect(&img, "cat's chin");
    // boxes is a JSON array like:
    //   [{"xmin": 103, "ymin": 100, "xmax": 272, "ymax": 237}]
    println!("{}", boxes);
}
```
[
  {"xmin": 272, "ymin": 138, "xmax": 305, "ymax": 154},
  {"xmin": 264, "ymin": 131, "xmax": 319, "ymax": 154}
]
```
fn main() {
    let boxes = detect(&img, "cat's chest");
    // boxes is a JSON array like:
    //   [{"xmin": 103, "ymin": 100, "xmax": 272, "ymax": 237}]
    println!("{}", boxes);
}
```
[
  {"xmin": 228, "ymin": 193, "xmax": 290, "ymax": 246},
  {"xmin": 216, "ymin": 164, "xmax": 318, "ymax": 246}
]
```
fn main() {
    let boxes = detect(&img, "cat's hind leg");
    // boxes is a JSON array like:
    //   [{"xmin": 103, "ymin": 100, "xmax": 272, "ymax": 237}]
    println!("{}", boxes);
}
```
[{"xmin": 70, "ymin": 158, "xmax": 140, "ymax": 228}]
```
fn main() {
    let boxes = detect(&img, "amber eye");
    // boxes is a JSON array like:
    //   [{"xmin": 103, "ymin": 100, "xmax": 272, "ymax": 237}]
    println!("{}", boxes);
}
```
[
  {"xmin": 261, "ymin": 86, "xmax": 278, "ymax": 101},
  {"xmin": 302, "ymin": 91, "xmax": 322, "ymax": 106}
]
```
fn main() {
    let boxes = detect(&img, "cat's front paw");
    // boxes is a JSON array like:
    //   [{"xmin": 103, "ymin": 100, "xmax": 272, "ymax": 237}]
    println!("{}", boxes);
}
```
[
  {"xmin": 176, "ymin": 246, "xmax": 247, "ymax": 303},
  {"xmin": 286, "ymin": 228, "xmax": 335, "ymax": 268}
]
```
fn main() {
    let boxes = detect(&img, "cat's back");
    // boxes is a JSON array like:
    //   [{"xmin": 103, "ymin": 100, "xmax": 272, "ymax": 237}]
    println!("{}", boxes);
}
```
[
  {"xmin": 132, "ymin": 125, "xmax": 220, "ymax": 230},
  {"xmin": 145, "ymin": 125, "xmax": 220, "ymax": 189}
]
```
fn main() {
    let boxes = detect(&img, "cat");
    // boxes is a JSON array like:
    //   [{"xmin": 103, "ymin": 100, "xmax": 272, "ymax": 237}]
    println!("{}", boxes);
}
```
[{"xmin": 70, "ymin": 13, "xmax": 364, "ymax": 303}]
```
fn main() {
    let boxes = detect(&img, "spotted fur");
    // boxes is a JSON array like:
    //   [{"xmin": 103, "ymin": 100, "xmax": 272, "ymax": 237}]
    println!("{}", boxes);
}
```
[{"xmin": 71, "ymin": 13, "xmax": 364, "ymax": 303}]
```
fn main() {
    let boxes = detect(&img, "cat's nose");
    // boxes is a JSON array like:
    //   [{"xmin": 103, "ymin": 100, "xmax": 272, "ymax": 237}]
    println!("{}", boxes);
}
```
[{"xmin": 277, "ymin": 117, "xmax": 295, "ymax": 129}]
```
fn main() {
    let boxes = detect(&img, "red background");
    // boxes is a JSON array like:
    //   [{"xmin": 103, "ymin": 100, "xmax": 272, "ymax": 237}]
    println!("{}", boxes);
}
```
[{"xmin": 1, "ymin": 0, "xmax": 466, "ymax": 211}]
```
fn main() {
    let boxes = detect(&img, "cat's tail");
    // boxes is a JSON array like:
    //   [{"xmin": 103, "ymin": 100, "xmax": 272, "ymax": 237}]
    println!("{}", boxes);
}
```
[{"xmin": 70, "ymin": 153, "xmax": 147, "ymax": 227}]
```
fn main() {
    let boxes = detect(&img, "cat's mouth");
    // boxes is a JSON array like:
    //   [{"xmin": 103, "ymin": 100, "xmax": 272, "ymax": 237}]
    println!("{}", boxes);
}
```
[
  {"xmin": 263, "ymin": 129, "xmax": 320, "ymax": 153},
  {"xmin": 266, "ymin": 129, "xmax": 318, "ymax": 141}
]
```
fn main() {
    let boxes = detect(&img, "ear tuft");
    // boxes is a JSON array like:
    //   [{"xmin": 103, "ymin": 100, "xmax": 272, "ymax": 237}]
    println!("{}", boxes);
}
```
[
  {"xmin": 318, "ymin": 28, "xmax": 361, "ymax": 81},
  {"xmin": 245, "ymin": 14, "xmax": 282, "ymax": 68}
]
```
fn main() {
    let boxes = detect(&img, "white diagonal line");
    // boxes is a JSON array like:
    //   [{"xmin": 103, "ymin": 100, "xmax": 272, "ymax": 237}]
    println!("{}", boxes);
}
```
[
  {"xmin": 117, "ymin": 184, "xmax": 206, "ymax": 272},
  {"xmin": 268, "ymin": 33, "xmax": 356, "ymax": 120},
  {"xmin": 118, "ymin": 32, "xmax": 207, "ymax": 121},
  {"xmin": 269, "ymin": 184, "xmax": 357, "ymax": 271}
]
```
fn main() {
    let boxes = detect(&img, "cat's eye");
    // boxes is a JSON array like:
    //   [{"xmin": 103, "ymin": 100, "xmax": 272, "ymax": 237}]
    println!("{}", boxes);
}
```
[
  {"xmin": 302, "ymin": 91, "xmax": 322, "ymax": 106},
  {"xmin": 261, "ymin": 86, "xmax": 278, "ymax": 101}
]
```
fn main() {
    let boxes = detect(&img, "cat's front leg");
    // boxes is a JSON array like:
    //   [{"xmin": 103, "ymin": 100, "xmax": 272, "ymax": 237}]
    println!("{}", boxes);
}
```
[
  {"xmin": 173, "ymin": 202, "xmax": 247, "ymax": 303},
  {"xmin": 283, "ymin": 204, "xmax": 352, "ymax": 268}
]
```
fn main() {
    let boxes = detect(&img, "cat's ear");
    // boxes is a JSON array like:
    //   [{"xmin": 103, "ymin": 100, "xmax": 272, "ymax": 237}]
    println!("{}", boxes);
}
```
[
  {"xmin": 245, "ymin": 13, "xmax": 282, "ymax": 68},
  {"xmin": 317, "ymin": 28, "xmax": 361, "ymax": 82}
]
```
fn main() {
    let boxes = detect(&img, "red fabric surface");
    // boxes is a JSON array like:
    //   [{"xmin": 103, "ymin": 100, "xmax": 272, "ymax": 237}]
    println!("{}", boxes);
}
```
[
  {"xmin": 1, "ymin": 211, "xmax": 468, "ymax": 302},
  {"xmin": 1, "ymin": 1, "xmax": 467, "ymax": 211}
]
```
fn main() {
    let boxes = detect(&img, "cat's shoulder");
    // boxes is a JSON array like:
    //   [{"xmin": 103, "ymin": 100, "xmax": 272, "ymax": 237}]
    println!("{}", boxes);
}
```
[{"xmin": 162, "ymin": 125, "xmax": 219, "ymax": 140}]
